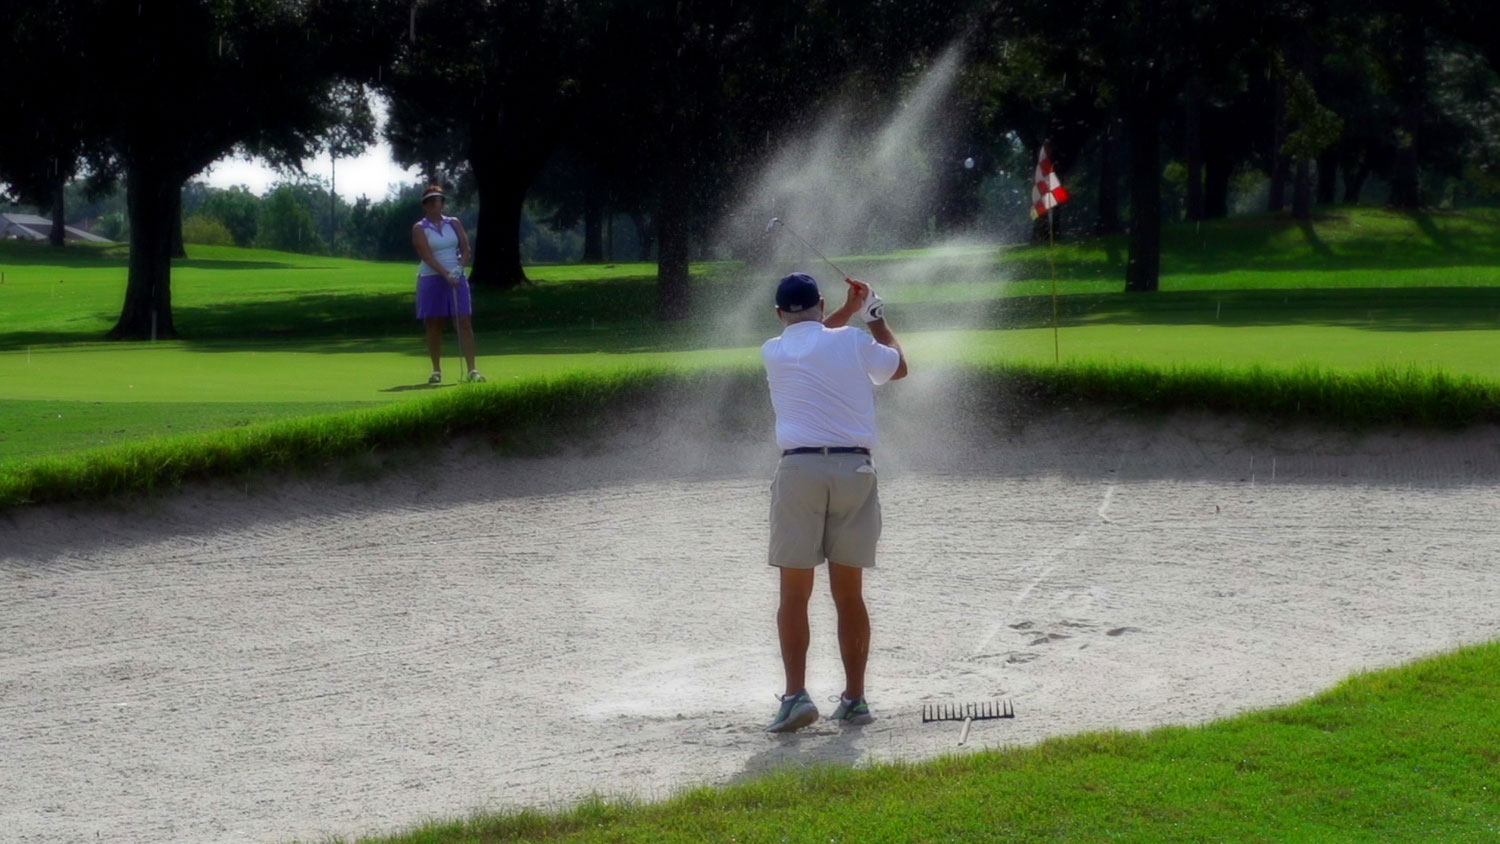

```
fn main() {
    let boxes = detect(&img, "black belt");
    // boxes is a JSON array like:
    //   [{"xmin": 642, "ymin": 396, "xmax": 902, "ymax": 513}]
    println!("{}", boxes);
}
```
[{"xmin": 781, "ymin": 446, "xmax": 871, "ymax": 456}]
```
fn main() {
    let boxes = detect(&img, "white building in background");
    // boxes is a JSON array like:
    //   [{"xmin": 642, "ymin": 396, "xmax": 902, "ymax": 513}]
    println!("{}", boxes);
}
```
[{"xmin": 0, "ymin": 212, "xmax": 112, "ymax": 243}]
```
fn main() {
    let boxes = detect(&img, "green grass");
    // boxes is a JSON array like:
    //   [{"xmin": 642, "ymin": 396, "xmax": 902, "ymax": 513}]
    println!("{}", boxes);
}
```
[
  {"xmin": 0, "ymin": 368, "xmax": 772, "ymax": 508},
  {"xmin": 320, "ymin": 640, "xmax": 1500, "ymax": 843},
  {"xmin": 6, "ymin": 205, "xmax": 1500, "ymax": 484},
  {"xmin": 8, "ymin": 361, "xmax": 1500, "ymax": 509}
]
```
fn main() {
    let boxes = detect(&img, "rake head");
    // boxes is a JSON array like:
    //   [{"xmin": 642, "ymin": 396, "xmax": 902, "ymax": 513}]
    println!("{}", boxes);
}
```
[{"xmin": 922, "ymin": 700, "xmax": 1015, "ymax": 723}]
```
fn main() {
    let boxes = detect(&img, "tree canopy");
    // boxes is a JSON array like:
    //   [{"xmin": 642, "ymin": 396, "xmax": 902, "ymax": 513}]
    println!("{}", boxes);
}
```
[{"xmin": 5, "ymin": 0, "xmax": 1500, "ymax": 335}]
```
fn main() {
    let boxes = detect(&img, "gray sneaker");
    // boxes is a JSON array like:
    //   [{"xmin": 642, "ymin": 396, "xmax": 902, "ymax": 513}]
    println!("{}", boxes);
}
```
[
  {"xmin": 766, "ymin": 690, "xmax": 819, "ymax": 733},
  {"xmin": 828, "ymin": 694, "xmax": 874, "ymax": 725}
]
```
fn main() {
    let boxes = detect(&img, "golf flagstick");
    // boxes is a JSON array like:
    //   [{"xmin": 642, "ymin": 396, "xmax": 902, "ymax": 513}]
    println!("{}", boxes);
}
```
[
  {"xmin": 1030, "ymin": 141, "xmax": 1070, "ymax": 364},
  {"xmin": 1049, "ymin": 210, "xmax": 1059, "ymax": 364}
]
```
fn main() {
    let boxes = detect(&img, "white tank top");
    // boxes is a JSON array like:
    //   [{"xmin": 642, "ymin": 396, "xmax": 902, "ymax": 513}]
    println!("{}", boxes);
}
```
[{"xmin": 416, "ymin": 216, "xmax": 461, "ymax": 276}]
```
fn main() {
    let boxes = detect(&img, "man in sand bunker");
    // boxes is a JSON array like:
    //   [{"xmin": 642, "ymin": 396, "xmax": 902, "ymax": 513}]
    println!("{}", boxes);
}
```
[{"xmin": 761, "ymin": 271, "xmax": 909, "ymax": 733}]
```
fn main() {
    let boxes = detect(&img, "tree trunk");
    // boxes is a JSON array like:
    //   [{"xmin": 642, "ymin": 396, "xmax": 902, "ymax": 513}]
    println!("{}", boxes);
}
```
[
  {"xmin": 1096, "ymin": 113, "xmax": 1122, "ymax": 234},
  {"xmin": 656, "ymin": 185, "xmax": 691, "ymax": 321},
  {"xmin": 1343, "ymin": 156, "xmax": 1371, "ymax": 204},
  {"xmin": 329, "ymin": 154, "xmax": 338, "ymax": 254},
  {"xmin": 109, "ymin": 163, "xmax": 179, "ymax": 340},
  {"xmin": 1316, "ymin": 147, "xmax": 1339, "ymax": 204},
  {"xmin": 631, "ymin": 211, "xmax": 655, "ymax": 261},
  {"xmin": 1125, "ymin": 103, "xmax": 1161, "ymax": 293},
  {"xmin": 1184, "ymin": 79, "xmax": 1205, "ymax": 222},
  {"xmin": 1292, "ymin": 157, "xmax": 1313, "ymax": 219},
  {"xmin": 49, "ymin": 176, "xmax": 66, "ymax": 247},
  {"xmin": 170, "ymin": 188, "xmax": 186, "ymax": 259},
  {"xmin": 1268, "ymin": 75, "xmax": 1288, "ymax": 213},
  {"xmin": 470, "ymin": 150, "xmax": 531, "ymax": 289},
  {"xmin": 1203, "ymin": 146, "xmax": 1231, "ymax": 219},
  {"xmin": 582, "ymin": 179, "xmax": 604, "ymax": 262},
  {"xmin": 1389, "ymin": 15, "xmax": 1425, "ymax": 208},
  {"xmin": 466, "ymin": 97, "xmax": 566, "ymax": 288},
  {"xmin": 467, "ymin": 108, "xmax": 557, "ymax": 289}
]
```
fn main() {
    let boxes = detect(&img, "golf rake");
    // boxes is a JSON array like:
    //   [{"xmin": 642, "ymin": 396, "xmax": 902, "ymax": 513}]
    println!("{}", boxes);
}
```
[
  {"xmin": 921, "ymin": 700, "xmax": 1015, "ymax": 746},
  {"xmin": 764, "ymin": 217, "xmax": 850, "ymax": 282}
]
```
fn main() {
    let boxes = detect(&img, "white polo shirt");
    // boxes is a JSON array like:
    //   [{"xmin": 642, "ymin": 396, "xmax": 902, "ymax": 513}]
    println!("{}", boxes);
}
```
[{"xmin": 762, "ymin": 321, "xmax": 902, "ymax": 450}]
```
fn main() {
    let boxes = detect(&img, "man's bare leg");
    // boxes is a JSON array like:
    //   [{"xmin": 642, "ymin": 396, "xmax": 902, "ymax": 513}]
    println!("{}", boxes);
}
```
[
  {"xmin": 829, "ymin": 562, "xmax": 869, "ymax": 700},
  {"xmin": 777, "ymin": 566, "xmax": 816, "ymax": 696}
]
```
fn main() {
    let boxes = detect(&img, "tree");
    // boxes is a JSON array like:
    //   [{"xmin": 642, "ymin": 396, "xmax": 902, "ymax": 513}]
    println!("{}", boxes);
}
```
[
  {"xmin": 0, "ymin": 3, "xmax": 98, "ymax": 247},
  {"xmin": 322, "ymin": 83, "xmax": 377, "ymax": 254},
  {"xmin": 384, "ymin": 0, "xmax": 585, "ymax": 290},
  {"xmin": 997, "ymin": 0, "xmax": 1293, "ymax": 291},
  {"xmin": 256, "ymin": 185, "xmax": 327, "ymax": 253},
  {"xmin": 1277, "ymin": 53, "xmax": 1343, "ymax": 219},
  {"xmin": 29, "ymin": 0, "xmax": 393, "ymax": 339},
  {"xmin": 202, "ymin": 186, "xmax": 263, "ymax": 247}
]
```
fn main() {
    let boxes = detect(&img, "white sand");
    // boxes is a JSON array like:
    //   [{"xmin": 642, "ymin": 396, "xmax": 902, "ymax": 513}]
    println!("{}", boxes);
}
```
[{"xmin": 4, "ymin": 407, "xmax": 1500, "ymax": 844}]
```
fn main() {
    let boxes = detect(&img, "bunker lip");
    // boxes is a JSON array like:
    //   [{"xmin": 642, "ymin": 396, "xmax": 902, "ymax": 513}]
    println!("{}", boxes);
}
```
[{"xmin": 5, "ymin": 410, "xmax": 1500, "ymax": 844}]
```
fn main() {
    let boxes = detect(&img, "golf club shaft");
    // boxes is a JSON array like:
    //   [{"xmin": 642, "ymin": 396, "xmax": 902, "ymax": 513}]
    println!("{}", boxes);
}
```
[
  {"xmin": 451, "ymin": 283, "xmax": 463, "ymax": 377},
  {"xmin": 772, "ymin": 219, "xmax": 849, "ymax": 281}
]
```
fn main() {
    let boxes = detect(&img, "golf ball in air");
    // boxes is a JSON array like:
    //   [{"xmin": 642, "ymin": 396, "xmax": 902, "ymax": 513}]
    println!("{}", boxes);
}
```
[{"xmin": 963, "ymin": 157, "xmax": 975, "ymax": 169}]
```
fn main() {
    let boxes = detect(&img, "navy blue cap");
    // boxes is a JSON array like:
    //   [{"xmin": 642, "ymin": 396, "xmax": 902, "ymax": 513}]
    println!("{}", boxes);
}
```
[{"xmin": 776, "ymin": 272, "xmax": 821, "ymax": 313}]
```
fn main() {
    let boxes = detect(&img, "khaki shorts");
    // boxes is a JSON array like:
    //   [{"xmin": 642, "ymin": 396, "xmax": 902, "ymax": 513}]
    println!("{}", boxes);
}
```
[{"xmin": 769, "ymin": 452, "xmax": 882, "ymax": 569}]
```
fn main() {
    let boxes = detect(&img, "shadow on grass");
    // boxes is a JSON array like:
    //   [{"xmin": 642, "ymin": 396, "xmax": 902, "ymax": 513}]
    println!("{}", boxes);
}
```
[
  {"xmin": 380, "ymin": 383, "xmax": 456, "ymax": 393},
  {"xmin": 0, "ymin": 240, "xmax": 124, "ymax": 267},
  {"xmin": 8, "ymin": 209, "xmax": 1500, "ymax": 353},
  {"xmin": 173, "ymin": 259, "xmax": 335, "ymax": 271},
  {"xmin": 8, "ymin": 284, "xmax": 1500, "ymax": 355},
  {"xmin": 0, "ymin": 274, "xmax": 703, "ymax": 353},
  {"xmin": 946, "ymin": 287, "xmax": 1500, "ymax": 333},
  {"xmin": 997, "ymin": 209, "xmax": 1500, "ymax": 282}
]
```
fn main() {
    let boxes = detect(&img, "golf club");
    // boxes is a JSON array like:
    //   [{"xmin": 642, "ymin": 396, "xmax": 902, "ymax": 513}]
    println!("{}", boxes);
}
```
[
  {"xmin": 765, "ymin": 217, "xmax": 850, "ymax": 282},
  {"xmin": 450, "ymin": 279, "xmax": 464, "ymax": 381}
]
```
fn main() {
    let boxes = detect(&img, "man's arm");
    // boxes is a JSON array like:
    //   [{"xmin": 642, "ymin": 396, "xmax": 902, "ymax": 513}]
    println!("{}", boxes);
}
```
[
  {"xmin": 868, "ymin": 316, "xmax": 908, "ymax": 380},
  {"xmin": 837, "ymin": 278, "xmax": 907, "ymax": 380},
  {"xmin": 822, "ymin": 279, "xmax": 866, "ymax": 329}
]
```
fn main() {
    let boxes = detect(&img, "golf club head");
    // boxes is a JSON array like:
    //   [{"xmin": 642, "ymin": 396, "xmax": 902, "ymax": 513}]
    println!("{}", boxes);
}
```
[{"xmin": 765, "ymin": 217, "xmax": 782, "ymax": 234}]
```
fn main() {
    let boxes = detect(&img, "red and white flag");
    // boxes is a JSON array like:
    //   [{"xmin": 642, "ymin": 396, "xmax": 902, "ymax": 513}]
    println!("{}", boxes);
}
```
[{"xmin": 1030, "ymin": 143, "xmax": 1070, "ymax": 219}]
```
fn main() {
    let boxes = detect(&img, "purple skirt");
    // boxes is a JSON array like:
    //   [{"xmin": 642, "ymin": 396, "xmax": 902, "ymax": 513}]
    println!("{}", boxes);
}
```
[{"xmin": 415, "ymin": 274, "xmax": 473, "ymax": 319}]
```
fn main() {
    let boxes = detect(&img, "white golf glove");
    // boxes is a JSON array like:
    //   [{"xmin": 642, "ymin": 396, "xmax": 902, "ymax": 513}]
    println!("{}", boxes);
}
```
[
  {"xmin": 446, "ymin": 268, "xmax": 463, "ymax": 284},
  {"xmin": 859, "ymin": 290, "xmax": 885, "ymax": 323}
]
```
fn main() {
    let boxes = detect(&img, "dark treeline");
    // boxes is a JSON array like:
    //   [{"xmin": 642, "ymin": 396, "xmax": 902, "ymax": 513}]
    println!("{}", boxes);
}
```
[{"xmin": 3, "ymin": 0, "xmax": 1500, "ymax": 337}]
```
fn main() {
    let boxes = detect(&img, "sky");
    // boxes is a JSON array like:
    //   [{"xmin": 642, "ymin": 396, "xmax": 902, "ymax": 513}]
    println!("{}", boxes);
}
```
[
  {"xmin": 198, "ymin": 93, "xmax": 424, "ymax": 201},
  {"xmin": 199, "ymin": 141, "xmax": 423, "ymax": 201}
]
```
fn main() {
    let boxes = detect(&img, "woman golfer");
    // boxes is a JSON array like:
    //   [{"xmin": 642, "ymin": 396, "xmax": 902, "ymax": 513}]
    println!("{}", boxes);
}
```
[{"xmin": 412, "ymin": 185, "xmax": 483, "ymax": 383}]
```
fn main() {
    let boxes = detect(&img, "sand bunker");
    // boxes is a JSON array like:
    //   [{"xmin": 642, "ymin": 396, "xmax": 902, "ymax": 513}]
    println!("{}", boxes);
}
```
[{"xmin": 5, "ymin": 407, "xmax": 1500, "ymax": 844}]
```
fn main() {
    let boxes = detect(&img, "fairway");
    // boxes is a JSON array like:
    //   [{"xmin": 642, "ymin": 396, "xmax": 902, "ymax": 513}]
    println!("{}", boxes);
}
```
[
  {"xmin": 7, "ymin": 208, "xmax": 1500, "ymax": 468},
  {"xmin": 5, "ymin": 402, "xmax": 1500, "ymax": 844}
]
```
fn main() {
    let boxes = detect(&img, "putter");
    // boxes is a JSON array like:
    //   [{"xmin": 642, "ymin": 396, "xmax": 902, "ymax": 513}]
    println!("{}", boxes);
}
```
[
  {"xmin": 765, "ymin": 217, "xmax": 851, "ymax": 282},
  {"xmin": 922, "ymin": 700, "xmax": 1015, "ymax": 745}
]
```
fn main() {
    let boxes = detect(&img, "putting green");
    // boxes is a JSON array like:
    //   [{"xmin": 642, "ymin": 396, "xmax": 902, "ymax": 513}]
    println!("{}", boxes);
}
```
[{"xmin": 0, "ymin": 341, "xmax": 760, "ymax": 404}]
